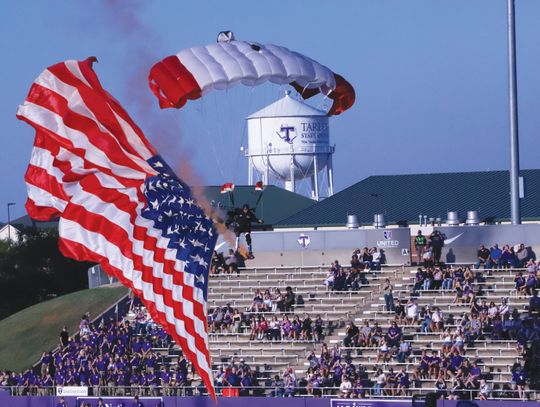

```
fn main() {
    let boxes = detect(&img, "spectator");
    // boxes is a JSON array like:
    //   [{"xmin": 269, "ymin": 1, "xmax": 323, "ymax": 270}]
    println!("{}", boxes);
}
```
[
  {"xmin": 429, "ymin": 230, "xmax": 445, "ymax": 265},
  {"xmin": 405, "ymin": 298, "xmax": 418, "ymax": 325},
  {"xmin": 224, "ymin": 249, "xmax": 239, "ymax": 274},
  {"xmin": 415, "ymin": 230, "xmax": 427, "ymax": 265},
  {"xmin": 339, "ymin": 375, "xmax": 352, "ymax": 398},
  {"xmin": 376, "ymin": 338, "xmax": 391, "ymax": 363},
  {"xmin": 490, "ymin": 244, "xmax": 503, "ymax": 269},
  {"xmin": 370, "ymin": 247, "xmax": 382, "ymax": 270},
  {"xmin": 386, "ymin": 321, "xmax": 402, "ymax": 348},
  {"xmin": 373, "ymin": 368, "xmax": 385, "ymax": 396},
  {"xmin": 478, "ymin": 378, "xmax": 490, "ymax": 400},
  {"xmin": 382, "ymin": 279, "xmax": 394, "ymax": 312},
  {"xmin": 475, "ymin": 244, "xmax": 491, "ymax": 269},
  {"xmin": 516, "ymin": 244, "xmax": 530, "ymax": 267},
  {"xmin": 422, "ymin": 246, "xmax": 434, "ymax": 268},
  {"xmin": 394, "ymin": 299, "xmax": 406, "ymax": 325},
  {"xmin": 396, "ymin": 368, "xmax": 410, "ymax": 396},
  {"xmin": 359, "ymin": 321, "xmax": 372, "ymax": 347},
  {"xmin": 442, "ymin": 267, "xmax": 453, "ymax": 291},
  {"xmin": 284, "ymin": 287, "xmax": 296, "ymax": 311},
  {"xmin": 210, "ymin": 250, "xmax": 225, "ymax": 274},
  {"xmin": 343, "ymin": 322, "xmax": 359, "ymax": 348},
  {"xmin": 396, "ymin": 339, "xmax": 411, "ymax": 363},
  {"xmin": 59, "ymin": 326, "xmax": 69, "ymax": 349}
]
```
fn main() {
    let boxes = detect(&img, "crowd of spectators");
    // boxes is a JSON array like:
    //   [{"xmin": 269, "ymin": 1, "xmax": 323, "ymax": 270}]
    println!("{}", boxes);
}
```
[
  {"xmin": 0, "ymin": 309, "xmax": 196, "ymax": 397},
  {"xmin": 208, "ymin": 299, "xmax": 329, "ymax": 343},
  {"xmin": 475, "ymin": 243, "xmax": 535, "ymax": 270},
  {"xmin": 323, "ymin": 248, "xmax": 382, "ymax": 292}
]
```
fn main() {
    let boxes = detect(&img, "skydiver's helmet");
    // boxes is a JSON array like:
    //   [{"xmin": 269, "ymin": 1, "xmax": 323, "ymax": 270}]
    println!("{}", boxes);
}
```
[
  {"xmin": 242, "ymin": 204, "xmax": 250, "ymax": 212},
  {"xmin": 217, "ymin": 31, "xmax": 235, "ymax": 43}
]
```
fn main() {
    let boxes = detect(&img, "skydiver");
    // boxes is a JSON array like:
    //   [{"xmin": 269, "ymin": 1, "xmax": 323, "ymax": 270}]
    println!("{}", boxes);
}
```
[{"xmin": 230, "ymin": 204, "xmax": 263, "ymax": 258}]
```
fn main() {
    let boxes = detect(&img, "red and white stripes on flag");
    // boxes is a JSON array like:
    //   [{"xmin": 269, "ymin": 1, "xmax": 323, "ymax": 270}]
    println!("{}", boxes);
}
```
[{"xmin": 16, "ymin": 58, "xmax": 216, "ymax": 399}]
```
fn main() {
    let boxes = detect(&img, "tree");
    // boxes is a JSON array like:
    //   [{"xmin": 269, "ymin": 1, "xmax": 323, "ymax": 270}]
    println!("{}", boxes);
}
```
[{"xmin": 0, "ymin": 227, "xmax": 91, "ymax": 319}]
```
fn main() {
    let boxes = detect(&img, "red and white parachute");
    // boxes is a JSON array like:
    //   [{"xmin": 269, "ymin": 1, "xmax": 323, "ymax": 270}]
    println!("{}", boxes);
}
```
[{"xmin": 148, "ymin": 31, "xmax": 355, "ymax": 116}]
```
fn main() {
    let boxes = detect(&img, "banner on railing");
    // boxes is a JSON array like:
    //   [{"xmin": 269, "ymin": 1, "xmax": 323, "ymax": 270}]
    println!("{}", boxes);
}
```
[
  {"xmin": 56, "ymin": 386, "xmax": 88, "ymax": 396},
  {"xmin": 330, "ymin": 399, "xmax": 410, "ymax": 407}
]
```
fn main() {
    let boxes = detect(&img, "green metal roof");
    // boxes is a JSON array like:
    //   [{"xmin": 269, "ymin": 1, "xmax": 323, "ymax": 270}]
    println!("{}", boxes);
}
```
[
  {"xmin": 12, "ymin": 185, "xmax": 315, "ymax": 230},
  {"xmin": 276, "ymin": 169, "xmax": 540, "ymax": 228}
]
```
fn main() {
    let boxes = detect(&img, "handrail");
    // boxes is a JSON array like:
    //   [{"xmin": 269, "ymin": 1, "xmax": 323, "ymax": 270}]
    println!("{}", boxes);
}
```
[{"xmin": 0, "ymin": 385, "xmax": 536, "ymax": 400}]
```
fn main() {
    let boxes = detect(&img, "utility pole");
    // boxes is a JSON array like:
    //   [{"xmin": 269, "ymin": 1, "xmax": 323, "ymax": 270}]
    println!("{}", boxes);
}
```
[{"xmin": 507, "ymin": 0, "xmax": 521, "ymax": 224}]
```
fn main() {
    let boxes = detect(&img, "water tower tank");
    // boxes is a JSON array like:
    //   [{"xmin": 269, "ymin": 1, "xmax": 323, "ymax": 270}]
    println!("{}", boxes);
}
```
[{"xmin": 245, "ymin": 91, "xmax": 335, "ymax": 200}]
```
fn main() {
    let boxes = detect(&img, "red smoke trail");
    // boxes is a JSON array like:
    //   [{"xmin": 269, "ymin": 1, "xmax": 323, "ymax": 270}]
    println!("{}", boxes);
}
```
[{"xmin": 99, "ymin": 0, "xmax": 236, "ymax": 245}]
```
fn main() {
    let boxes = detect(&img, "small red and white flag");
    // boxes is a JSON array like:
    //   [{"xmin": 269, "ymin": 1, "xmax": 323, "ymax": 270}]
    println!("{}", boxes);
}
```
[{"xmin": 220, "ymin": 182, "xmax": 235, "ymax": 194}]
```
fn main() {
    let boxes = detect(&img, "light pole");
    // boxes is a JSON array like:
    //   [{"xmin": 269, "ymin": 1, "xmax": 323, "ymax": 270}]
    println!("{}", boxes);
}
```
[
  {"xmin": 7, "ymin": 202, "xmax": 16, "ymax": 243},
  {"xmin": 507, "ymin": 0, "xmax": 521, "ymax": 224}
]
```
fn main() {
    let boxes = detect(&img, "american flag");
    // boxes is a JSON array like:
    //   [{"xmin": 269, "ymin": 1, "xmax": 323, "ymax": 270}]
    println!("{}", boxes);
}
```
[{"xmin": 16, "ymin": 58, "xmax": 217, "ymax": 398}]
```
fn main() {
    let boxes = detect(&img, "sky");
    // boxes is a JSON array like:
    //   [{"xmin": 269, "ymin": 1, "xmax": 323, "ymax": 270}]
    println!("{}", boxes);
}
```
[{"xmin": 1, "ymin": 1, "xmax": 540, "ymax": 221}]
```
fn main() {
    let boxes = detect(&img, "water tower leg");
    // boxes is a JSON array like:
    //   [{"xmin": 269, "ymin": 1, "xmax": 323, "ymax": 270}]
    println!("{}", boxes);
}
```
[
  {"xmin": 248, "ymin": 157, "xmax": 253, "ymax": 185},
  {"xmin": 265, "ymin": 153, "xmax": 270, "ymax": 186},
  {"xmin": 313, "ymin": 155, "xmax": 319, "ymax": 201},
  {"xmin": 327, "ymin": 154, "xmax": 334, "ymax": 196},
  {"xmin": 289, "ymin": 154, "xmax": 296, "ymax": 192}
]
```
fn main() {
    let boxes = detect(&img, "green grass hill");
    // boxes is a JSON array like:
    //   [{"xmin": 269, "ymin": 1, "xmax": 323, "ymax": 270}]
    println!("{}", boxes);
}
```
[{"xmin": 0, "ymin": 284, "xmax": 128, "ymax": 372}]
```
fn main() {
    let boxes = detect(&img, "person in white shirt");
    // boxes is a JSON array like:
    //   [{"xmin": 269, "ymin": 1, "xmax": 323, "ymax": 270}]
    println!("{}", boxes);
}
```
[
  {"xmin": 339, "ymin": 375, "xmax": 352, "ymax": 398},
  {"xmin": 406, "ymin": 298, "xmax": 418, "ymax": 325},
  {"xmin": 478, "ymin": 379, "xmax": 490, "ymax": 400}
]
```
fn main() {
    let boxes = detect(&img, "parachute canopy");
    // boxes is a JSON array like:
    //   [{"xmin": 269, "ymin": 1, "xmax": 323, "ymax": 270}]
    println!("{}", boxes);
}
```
[{"xmin": 148, "ymin": 33, "xmax": 355, "ymax": 116}]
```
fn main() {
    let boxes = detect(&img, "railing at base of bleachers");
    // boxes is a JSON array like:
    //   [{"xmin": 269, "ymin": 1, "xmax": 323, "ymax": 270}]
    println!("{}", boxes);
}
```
[{"xmin": 1, "ymin": 385, "xmax": 538, "ymax": 401}]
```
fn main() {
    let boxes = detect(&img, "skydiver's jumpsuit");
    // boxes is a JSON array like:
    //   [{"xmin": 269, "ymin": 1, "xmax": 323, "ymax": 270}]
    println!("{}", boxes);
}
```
[{"xmin": 234, "ymin": 209, "xmax": 260, "ymax": 254}]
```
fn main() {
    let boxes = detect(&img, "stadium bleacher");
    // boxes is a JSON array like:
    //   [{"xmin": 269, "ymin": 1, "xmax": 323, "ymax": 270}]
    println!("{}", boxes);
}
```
[{"xmin": 1, "ymin": 251, "xmax": 540, "ymax": 402}]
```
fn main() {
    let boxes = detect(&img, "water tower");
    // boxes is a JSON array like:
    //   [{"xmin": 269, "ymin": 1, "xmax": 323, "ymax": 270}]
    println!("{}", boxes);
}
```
[{"xmin": 245, "ymin": 91, "xmax": 334, "ymax": 201}]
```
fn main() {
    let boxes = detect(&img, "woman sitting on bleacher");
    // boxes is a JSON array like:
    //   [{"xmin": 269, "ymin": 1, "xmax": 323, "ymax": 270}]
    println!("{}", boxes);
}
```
[
  {"xmin": 515, "ymin": 272, "xmax": 527, "ymax": 297},
  {"xmin": 249, "ymin": 289, "xmax": 265, "ymax": 312},
  {"xmin": 268, "ymin": 315, "xmax": 281, "ymax": 341},
  {"xmin": 272, "ymin": 288, "xmax": 284, "ymax": 312},
  {"xmin": 291, "ymin": 315, "xmax": 302, "ymax": 340},
  {"xmin": 442, "ymin": 267, "xmax": 454, "ymax": 290},
  {"xmin": 525, "ymin": 270, "xmax": 538, "ymax": 296},
  {"xmin": 281, "ymin": 315, "xmax": 292, "ymax": 338},
  {"xmin": 231, "ymin": 309, "xmax": 242, "ymax": 333},
  {"xmin": 263, "ymin": 289, "xmax": 273, "ymax": 310}
]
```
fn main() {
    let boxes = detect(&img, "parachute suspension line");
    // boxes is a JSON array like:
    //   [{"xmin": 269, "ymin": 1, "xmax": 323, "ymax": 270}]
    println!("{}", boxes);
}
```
[
  {"xmin": 233, "ymin": 86, "xmax": 255, "ymax": 184},
  {"xmin": 315, "ymin": 89, "xmax": 333, "ymax": 113},
  {"xmin": 212, "ymin": 90, "xmax": 229, "ymax": 179},
  {"xmin": 193, "ymin": 97, "xmax": 226, "ymax": 180}
]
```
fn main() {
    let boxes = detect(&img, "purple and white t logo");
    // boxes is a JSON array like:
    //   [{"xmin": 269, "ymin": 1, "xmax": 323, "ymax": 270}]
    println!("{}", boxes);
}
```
[
  {"xmin": 277, "ymin": 125, "xmax": 296, "ymax": 144},
  {"xmin": 297, "ymin": 233, "xmax": 310, "ymax": 249}
]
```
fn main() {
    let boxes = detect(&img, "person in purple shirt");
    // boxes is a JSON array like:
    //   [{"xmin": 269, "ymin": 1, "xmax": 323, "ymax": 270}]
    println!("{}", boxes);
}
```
[
  {"xmin": 449, "ymin": 351, "xmax": 463, "ymax": 375},
  {"xmin": 396, "ymin": 368, "xmax": 410, "ymax": 396},
  {"xmin": 490, "ymin": 244, "xmax": 502, "ymax": 268},
  {"xmin": 160, "ymin": 368, "xmax": 171, "ymax": 395},
  {"xmin": 106, "ymin": 369, "xmax": 118, "ymax": 395},
  {"xmin": 132, "ymin": 337, "xmax": 143, "ymax": 354},
  {"xmin": 117, "ymin": 369, "xmax": 129, "ymax": 396},
  {"xmin": 130, "ymin": 371, "xmax": 141, "ymax": 396},
  {"xmin": 96, "ymin": 355, "xmax": 108, "ymax": 377},
  {"xmin": 78, "ymin": 366, "xmax": 89, "ymax": 386},
  {"xmin": 464, "ymin": 362, "xmax": 481, "ymax": 388},
  {"xmin": 132, "ymin": 395, "xmax": 145, "ymax": 407},
  {"xmin": 141, "ymin": 338, "xmax": 153, "ymax": 357},
  {"xmin": 90, "ymin": 368, "xmax": 101, "ymax": 395},
  {"xmin": 54, "ymin": 371, "xmax": 65, "ymax": 386},
  {"xmin": 428, "ymin": 351, "xmax": 441, "ymax": 379},
  {"xmin": 145, "ymin": 353, "xmax": 156, "ymax": 373},
  {"xmin": 56, "ymin": 396, "xmax": 69, "ymax": 407},
  {"xmin": 386, "ymin": 321, "xmax": 402, "ymax": 347}
]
